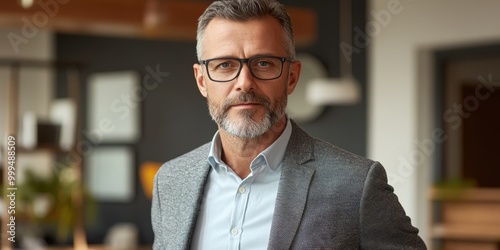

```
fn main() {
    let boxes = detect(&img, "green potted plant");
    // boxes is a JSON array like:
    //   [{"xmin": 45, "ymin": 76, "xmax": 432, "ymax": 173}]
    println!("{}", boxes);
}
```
[{"xmin": 17, "ymin": 165, "xmax": 96, "ymax": 244}]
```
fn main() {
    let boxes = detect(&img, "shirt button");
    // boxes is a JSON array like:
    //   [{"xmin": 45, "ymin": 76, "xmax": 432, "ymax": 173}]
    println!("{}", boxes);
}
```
[
  {"xmin": 238, "ymin": 186, "xmax": 246, "ymax": 194},
  {"xmin": 231, "ymin": 228, "xmax": 238, "ymax": 236}
]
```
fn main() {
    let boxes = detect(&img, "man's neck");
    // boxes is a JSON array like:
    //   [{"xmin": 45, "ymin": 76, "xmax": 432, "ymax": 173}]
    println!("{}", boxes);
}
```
[{"xmin": 219, "ymin": 117, "xmax": 287, "ymax": 179}]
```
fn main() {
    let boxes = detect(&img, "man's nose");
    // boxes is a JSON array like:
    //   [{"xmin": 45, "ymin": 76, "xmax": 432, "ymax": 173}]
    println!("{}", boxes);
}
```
[{"xmin": 233, "ymin": 64, "xmax": 256, "ymax": 92}]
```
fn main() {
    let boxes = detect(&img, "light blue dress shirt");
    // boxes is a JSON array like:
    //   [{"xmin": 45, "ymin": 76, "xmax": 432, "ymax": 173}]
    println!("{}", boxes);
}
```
[{"xmin": 191, "ymin": 118, "xmax": 292, "ymax": 250}]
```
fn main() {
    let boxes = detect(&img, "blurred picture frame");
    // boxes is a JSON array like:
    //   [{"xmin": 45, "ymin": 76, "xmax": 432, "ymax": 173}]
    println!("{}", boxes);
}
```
[
  {"xmin": 85, "ymin": 146, "xmax": 135, "ymax": 202},
  {"xmin": 87, "ymin": 71, "xmax": 140, "ymax": 143}
]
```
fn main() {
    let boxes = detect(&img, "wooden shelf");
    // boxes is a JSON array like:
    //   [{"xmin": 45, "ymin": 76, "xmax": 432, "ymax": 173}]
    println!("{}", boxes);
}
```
[
  {"xmin": 432, "ymin": 224, "xmax": 500, "ymax": 241},
  {"xmin": 429, "ymin": 187, "xmax": 500, "ymax": 202},
  {"xmin": 17, "ymin": 145, "xmax": 70, "ymax": 154},
  {"xmin": 1, "ymin": 59, "xmax": 85, "ymax": 250},
  {"xmin": 429, "ymin": 187, "xmax": 500, "ymax": 250},
  {"xmin": 46, "ymin": 245, "xmax": 152, "ymax": 250}
]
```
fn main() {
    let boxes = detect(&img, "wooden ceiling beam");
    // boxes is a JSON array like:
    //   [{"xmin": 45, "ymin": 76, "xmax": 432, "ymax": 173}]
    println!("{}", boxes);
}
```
[{"xmin": 0, "ymin": 1, "xmax": 316, "ymax": 45}]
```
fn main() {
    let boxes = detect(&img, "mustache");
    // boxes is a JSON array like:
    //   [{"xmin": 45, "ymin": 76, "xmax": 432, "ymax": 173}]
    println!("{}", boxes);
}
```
[{"xmin": 222, "ymin": 92, "xmax": 270, "ymax": 111}]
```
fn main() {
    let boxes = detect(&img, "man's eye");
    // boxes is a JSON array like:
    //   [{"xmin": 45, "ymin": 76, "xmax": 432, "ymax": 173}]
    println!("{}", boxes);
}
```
[
  {"xmin": 214, "ymin": 61, "xmax": 236, "ymax": 70},
  {"xmin": 257, "ymin": 61, "xmax": 271, "ymax": 67},
  {"xmin": 219, "ymin": 62, "xmax": 231, "ymax": 68}
]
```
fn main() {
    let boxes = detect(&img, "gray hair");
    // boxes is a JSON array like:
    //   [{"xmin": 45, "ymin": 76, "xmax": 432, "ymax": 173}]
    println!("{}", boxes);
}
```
[{"xmin": 196, "ymin": 0, "xmax": 296, "ymax": 60}]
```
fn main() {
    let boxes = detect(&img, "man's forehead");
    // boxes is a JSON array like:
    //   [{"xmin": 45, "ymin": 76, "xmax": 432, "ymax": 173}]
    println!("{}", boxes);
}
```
[{"xmin": 199, "ymin": 15, "xmax": 287, "ymax": 59}]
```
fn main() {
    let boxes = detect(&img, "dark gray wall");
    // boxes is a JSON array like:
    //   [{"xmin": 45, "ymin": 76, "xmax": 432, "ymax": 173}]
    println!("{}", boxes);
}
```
[
  {"xmin": 55, "ymin": 0, "xmax": 366, "ymax": 245},
  {"xmin": 289, "ymin": 0, "xmax": 367, "ymax": 154}
]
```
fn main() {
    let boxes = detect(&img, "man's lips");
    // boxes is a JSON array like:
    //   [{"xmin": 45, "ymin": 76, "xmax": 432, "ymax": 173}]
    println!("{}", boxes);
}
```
[{"xmin": 231, "ymin": 102, "xmax": 261, "ymax": 108}]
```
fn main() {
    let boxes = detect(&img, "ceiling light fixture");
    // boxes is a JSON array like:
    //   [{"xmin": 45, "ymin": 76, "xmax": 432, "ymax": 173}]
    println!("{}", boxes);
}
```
[
  {"xmin": 306, "ymin": 0, "xmax": 361, "ymax": 106},
  {"xmin": 144, "ymin": 0, "xmax": 164, "ymax": 28},
  {"xmin": 19, "ymin": 0, "xmax": 35, "ymax": 9}
]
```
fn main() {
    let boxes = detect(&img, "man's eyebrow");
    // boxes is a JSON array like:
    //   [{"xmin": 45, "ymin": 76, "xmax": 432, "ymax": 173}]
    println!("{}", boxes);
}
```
[{"xmin": 207, "ymin": 53, "xmax": 283, "ymax": 59}]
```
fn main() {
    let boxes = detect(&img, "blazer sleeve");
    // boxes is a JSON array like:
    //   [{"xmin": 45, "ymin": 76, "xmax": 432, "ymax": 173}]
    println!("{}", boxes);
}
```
[
  {"xmin": 151, "ymin": 171, "xmax": 164, "ymax": 250},
  {"xmin": 359, "ymin": 162, "xmax": 427, "ymax": 250}
]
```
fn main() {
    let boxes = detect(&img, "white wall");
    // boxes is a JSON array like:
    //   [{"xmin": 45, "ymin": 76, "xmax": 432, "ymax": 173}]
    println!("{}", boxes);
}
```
[
  {"xmin": 0, "ymin": 29, "xmax": 54, "ymax": 142},
  {"xmin": 368, "ymin": 0, "xmax": 500, "ymax": 244}
]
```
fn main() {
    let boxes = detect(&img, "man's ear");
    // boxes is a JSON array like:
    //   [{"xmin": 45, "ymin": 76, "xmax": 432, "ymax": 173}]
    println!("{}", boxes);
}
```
[
  {"xmin": 287, "ymin": 60, "xmax": 301, "ymax": 95},
  {"xmin": 193, "ymin": 63, "xmax": 208, "ymax": 97}
]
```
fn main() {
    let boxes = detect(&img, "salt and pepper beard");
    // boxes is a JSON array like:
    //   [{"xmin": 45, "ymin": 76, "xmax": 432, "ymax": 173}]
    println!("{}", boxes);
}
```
[{"xmin": 207, "ymin": 88, "xmax": 288, "ymax": 138}]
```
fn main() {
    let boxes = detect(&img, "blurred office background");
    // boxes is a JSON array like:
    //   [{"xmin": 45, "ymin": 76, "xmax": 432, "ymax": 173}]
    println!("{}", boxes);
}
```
[{"xmin": 0, "ymin": 0, "xmax": 499, "ymax": 249}]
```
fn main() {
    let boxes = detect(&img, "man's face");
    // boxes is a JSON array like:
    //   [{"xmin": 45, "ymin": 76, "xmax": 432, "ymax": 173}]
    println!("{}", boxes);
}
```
[{"xmin": 193, "ymin": 16, "xmax": 301, "ymax": 138}]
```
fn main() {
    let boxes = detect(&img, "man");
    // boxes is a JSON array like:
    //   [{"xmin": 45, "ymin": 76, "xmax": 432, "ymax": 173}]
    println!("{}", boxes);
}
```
[{"xmin": 151, "ymin": 0, "xmax": 426, "ymax": 249}]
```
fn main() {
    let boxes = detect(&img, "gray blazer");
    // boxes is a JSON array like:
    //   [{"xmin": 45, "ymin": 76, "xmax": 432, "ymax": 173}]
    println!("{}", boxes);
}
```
[{"xmin": 152, "ymin": 121, "xmax": 426, "ymax": 249}]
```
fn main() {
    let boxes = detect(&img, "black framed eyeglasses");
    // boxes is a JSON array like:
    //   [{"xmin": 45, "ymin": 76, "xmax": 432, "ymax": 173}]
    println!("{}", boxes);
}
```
[{"xmin": 199, "ymin": 55, "xmax": 292, "ymax": 82}]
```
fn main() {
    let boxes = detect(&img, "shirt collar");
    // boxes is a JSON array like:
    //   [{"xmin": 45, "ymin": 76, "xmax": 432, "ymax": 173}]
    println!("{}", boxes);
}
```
[{"xmin": 208, "ymin": 117, "xmax": 292, "ymax": 171}]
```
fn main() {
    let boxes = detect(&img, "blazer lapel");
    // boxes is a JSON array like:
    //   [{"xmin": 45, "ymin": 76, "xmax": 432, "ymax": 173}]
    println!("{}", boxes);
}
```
[
  {"xmin": 268, "ymin": 121, "xmax": 316, "ymax": 249},
  {"xmin": 160, "ymin": 150, "xmax": 211, "ymax": 249}
]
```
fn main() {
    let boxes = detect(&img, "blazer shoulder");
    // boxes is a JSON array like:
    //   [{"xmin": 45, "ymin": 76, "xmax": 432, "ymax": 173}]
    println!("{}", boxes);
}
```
[
  {"xmin": 289, "ymin": 120, "xmax": 376, "ymax": 173},
  {"xmin": 156, "ymin": 142, "xmax": 211, "ymax": 177},
  {"xmin": 314, "ymin": 137, "xmax": 375, "ymax": 168}
]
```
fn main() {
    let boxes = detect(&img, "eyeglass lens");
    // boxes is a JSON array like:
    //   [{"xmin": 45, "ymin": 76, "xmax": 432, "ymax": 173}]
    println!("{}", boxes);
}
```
[{"xmin": 206, "ymin": 57, "xmax": 284, "ymax": 81}]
